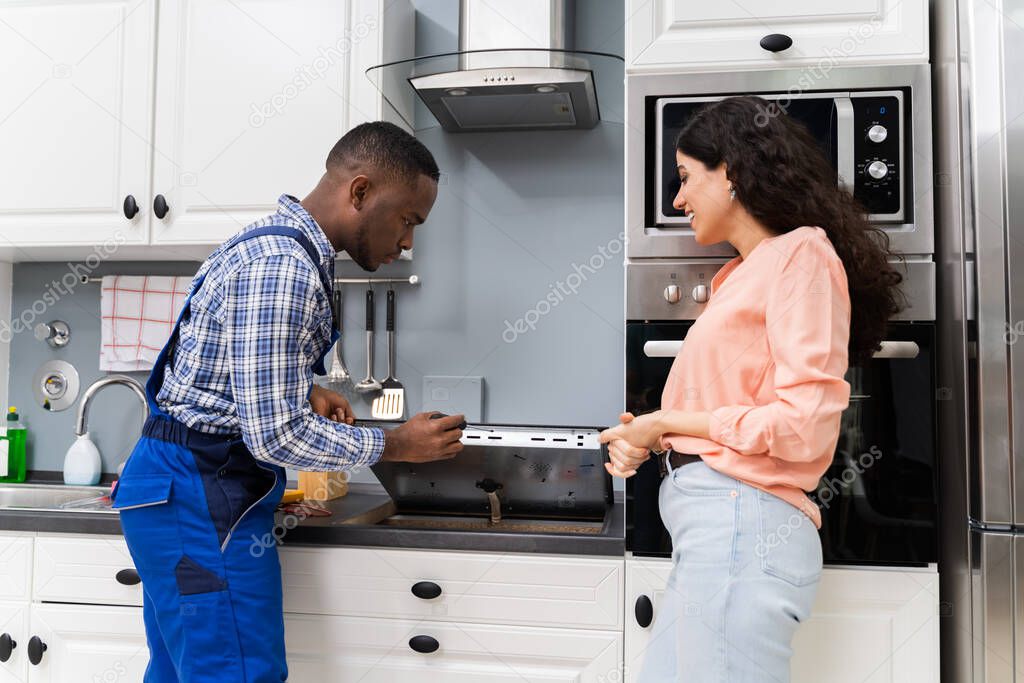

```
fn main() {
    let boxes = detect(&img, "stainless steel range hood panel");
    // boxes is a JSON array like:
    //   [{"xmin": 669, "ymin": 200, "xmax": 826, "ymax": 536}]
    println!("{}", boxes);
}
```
[
  {"xmin": 404, "ymin": 0, "xmax": 603, "ymax": 132},
  {"xmin": 410, "ymin": 67, "xmax": 598, "ymax": 132}
]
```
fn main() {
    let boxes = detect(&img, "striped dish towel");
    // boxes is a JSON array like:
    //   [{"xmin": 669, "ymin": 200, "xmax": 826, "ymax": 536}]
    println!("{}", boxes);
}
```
[{"xmin": 100, "ymin": 275, "xmax": 191, "ymax": 372}]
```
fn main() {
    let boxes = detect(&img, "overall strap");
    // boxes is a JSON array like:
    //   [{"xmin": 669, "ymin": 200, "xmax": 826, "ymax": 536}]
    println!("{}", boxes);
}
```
[{"xmin": 144, "ymin": 225, "xmax": 334, "ymax": 416}]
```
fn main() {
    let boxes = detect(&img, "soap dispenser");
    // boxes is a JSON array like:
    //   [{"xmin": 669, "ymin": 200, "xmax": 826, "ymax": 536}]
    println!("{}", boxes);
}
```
[
  {"xmin": 63, "ymin": 433, "xmax": 102, "ymax": 486},
  {"xmin": 0, "ymin": 407, "xmax": 28, "ymax": 483}
]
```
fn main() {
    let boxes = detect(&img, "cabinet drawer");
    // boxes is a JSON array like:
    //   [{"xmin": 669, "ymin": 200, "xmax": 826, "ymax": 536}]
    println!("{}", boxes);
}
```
[
  {"xmin": 285, "ymin": 613, "xmax": 623, "ymax": 682},
  {"xmin": 0, "ymin": 533, "xmax": 33, "ymax": 601},
  {"xmin": 282, "ymin": 547, "xmax": 624, "ymax": 630},
  {"xmin": 33, "ymin": 535, "xmax": 142, "ymax": 607}
]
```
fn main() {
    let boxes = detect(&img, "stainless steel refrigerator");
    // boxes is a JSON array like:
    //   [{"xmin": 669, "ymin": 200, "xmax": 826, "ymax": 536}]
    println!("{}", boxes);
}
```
[{"xmin": 934, "ymin": 0, "xmax": 1024, "ymax": 680}]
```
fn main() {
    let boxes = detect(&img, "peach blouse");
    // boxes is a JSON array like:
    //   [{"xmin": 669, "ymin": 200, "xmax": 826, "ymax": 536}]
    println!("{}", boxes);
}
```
[{"xmin": 661, "ymin": 226, "xmax": 852, "ymax": 528}]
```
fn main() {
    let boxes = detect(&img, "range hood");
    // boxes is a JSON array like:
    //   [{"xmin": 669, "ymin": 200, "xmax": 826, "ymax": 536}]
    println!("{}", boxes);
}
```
[{"xmin": 367, "ymin": 0, "xmax": 623, "ymax": 133}]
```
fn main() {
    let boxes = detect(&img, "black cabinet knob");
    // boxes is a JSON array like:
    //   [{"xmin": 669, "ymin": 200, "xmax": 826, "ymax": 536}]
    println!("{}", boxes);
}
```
[
  {"xmin": 759, "ymin": 33, "xmax": 793, "ymax": 52},
  {"xmin": 153, "ymin": 194, "xmax": 169, "ymax": 219},
  {"xmin": 28, "ymin": 636, "xmax": 46, "ymax": 666},
  {"xmin": 116, "ymin": 568, "xmax": 141, "ymax": 586},
  {"xmin": 123, "ymin": 195, "xmax": 139, "ymax": 219},
  {"xmin": 635, "ymin": 594, "xmax": 654, "ymax": 628},
  {"xmin": 0, "ymin": 633, "xmax": 16, "ymax": 662},
  {"xmin": 409, "ymin": 635, "xmax": 439, "ymax": 654},
  {"xmin": 411, "ymin": 581, "xmax": 443, "ymax": 600}
]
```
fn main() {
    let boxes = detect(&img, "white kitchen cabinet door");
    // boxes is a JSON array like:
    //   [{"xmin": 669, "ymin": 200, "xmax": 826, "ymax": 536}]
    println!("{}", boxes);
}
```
[
  {"xmin": 285, "ymin": 612, "xmax": 622, "ymax": 682},
  {"xmin": 0, "ymin": 0, "xmax": 155, "ymax": 250},
  {"xmin": 625, "ymin": 0, "xmax": 927, "ymax": 73},
  {"xmin": 27, "ymin": 604, "xmax": 148, "ymax": 683},
  {"xmin": 0, "ymin": 601, "xmax": 29, "ymax": 683},
  {"xmin": 623, "ymin": 557, "xmax": 940, "ymax": 683},
  {"xmin": 0, "ymin": 533, "xmax": 33, "ymax": 602},
  {"xmin": 149, "ymin": 0, "xmax": 413, "ymax": 247},
  {"xmin": 623, "ymin": 557, "xmax": 673, "ymax": 681},
  {"xmin": 790, "ymin": 566, "xmax": 940, "ymax": 683},
  {"xmin": 281, "ymin": 546, "xmax": 624, "ymax": 630}
]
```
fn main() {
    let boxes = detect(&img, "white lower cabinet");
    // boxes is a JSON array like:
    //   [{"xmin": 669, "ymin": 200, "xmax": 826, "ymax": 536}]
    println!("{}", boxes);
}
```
[
  {"xmin": 27, "ymin": 604, "xmax": 148, "ymax": 682},
  {"xmin": 624, "ymin": 557, "xmax": 940, "ymax": 683},
  {"xmin": 1, "ymin": 533, "xmax": 944, "ymax": 682},
  {"xmin": 284, "ymin": 613, "xmax": 622, "ymax": 682}
]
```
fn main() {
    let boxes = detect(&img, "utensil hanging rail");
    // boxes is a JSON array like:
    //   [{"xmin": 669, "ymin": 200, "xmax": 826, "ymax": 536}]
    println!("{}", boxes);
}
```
[{"xmin": 81, "ymin": 275, "xmax": 422, "ymax": 286}]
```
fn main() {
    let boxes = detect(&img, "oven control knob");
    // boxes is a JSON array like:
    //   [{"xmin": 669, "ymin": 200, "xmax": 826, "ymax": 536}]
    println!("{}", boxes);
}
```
[
  {"xmin": 865, "ymin": 160, "xmax": 889, "ymax": 180},
  {"xmin": 691, "ymin": 284, "xmax": 709, "ymax": 303},
  {"xmin": 663, "ymin": 285, "xmax": 682, "ymax": 304},
  {"xmin": 867, "ymin": 124, "xmax": 888, "ymax": 143}
]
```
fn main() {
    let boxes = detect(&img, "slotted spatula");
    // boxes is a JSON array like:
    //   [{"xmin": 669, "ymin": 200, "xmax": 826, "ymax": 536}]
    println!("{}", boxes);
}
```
[{"xmin": 371, "ymin": 289, "xmax": 404, "ymax": 419}]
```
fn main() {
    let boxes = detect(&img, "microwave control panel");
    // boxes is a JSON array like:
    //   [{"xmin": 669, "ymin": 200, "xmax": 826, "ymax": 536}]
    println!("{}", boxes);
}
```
[{"xmin": 852, "ymin": 95, "xmax": 902, "ymax": 215}]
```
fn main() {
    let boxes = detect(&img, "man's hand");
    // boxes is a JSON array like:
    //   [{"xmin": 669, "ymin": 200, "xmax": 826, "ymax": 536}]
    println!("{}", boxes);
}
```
[
  {"xmin": 381, "ymin": 412, "xmax": 465, "ymax": 463},
  {"xmin": 309, "ymin": 385, "xmax": 356, "ymax": 425}
]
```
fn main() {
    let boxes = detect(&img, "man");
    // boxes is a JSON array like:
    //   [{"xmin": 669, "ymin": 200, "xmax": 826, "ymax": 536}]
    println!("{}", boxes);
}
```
[{"xmin": 111, "ymin": 122, "xmax": 464, "ymax": 682}]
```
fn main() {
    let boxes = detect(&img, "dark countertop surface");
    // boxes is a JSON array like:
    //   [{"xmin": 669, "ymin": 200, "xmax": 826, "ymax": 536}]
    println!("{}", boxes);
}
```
[{"xmin": 0, "ymin": 481, "xmax": 625, "ymax": 557}]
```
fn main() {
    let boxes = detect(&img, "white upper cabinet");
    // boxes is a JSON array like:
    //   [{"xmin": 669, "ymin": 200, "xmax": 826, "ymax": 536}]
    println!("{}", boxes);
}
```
[
  {"xmin": 149, "ymin": 0, "xmax": 412, "ymax": 247},
  {"xmin": 0, "ymin": 0, "xmax": 413, "ymax": 259},
  {"xmin": 625, "ymin": 0, "xmax": 928, "ymax": 73},
  {"xmin": 0, "ymin": 0, "xmax": 156, "ymax": 251}
]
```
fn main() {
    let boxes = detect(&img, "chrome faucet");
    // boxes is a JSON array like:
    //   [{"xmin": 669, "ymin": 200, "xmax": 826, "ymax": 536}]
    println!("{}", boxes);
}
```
[{"xmin": 76, "ymin": 375, "xmax": 148, "ymax": 437}]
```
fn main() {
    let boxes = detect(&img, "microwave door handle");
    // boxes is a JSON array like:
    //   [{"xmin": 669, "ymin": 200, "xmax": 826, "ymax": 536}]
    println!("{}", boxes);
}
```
[{"xmin": 834, "ymin": 97, "xmax": 855, "ymax": 193}]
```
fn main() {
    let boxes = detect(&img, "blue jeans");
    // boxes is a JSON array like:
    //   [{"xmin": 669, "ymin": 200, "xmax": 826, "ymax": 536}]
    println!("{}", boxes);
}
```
[{"xmin": 639, "ymin": 457, "xmax": 822, "ymax": 683}]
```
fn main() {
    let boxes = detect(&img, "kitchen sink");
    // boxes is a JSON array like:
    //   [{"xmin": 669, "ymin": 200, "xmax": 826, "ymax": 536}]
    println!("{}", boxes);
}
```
[{"xmin": 0, "ymin": 484, "xmax": 115, "ymax": 513}]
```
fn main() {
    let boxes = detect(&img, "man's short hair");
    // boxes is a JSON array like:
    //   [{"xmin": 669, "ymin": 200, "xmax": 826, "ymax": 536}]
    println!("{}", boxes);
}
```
[{"xmin": 327, "ymin": 121, "xmax": 440, "ymax": 184}]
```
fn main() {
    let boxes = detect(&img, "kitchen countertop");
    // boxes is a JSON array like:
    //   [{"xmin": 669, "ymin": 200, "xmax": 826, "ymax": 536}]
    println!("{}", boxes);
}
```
[{"xmin": 0, "ymin": 481, "xmax": 625, "ymax": 557}]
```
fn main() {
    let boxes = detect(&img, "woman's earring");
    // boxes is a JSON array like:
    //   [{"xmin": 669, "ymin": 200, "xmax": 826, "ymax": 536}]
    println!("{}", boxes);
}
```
[{"xmin": 729, "ymin": 185, "xmax": 736, "ymax": 201}]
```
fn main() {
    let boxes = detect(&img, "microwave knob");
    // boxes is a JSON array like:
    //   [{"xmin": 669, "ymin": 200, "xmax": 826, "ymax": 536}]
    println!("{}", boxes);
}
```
[
  {"xmin": 866, "ymin": 160, "xmax": 889, "ymax": 180},
  {"xmin": 663, "ymin": 285, "xmax": 682, "ymax": 304},
  {"xmin": 691, "ymin": 284, "xmax": 709, "ymax": 304},
  {"xmin": 867, "ymin": 124, "xmax": 888, "ymax": 143}
]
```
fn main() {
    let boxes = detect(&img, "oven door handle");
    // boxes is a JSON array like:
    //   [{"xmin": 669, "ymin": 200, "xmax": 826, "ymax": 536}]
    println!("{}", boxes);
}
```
[
  {"xmin": 834, "ymin": 96, "xmax": 855, "ymax": 193},
  {"xmin": 643, "ymin": 340, "xmax": 684, "ymax": 358},
  {"xmin": 872, "ymin": 341, "xmax": 920, "ymax": 359},
  {"xmin": 643, "ymin": 339, "xmax": 919, "ymax": 359}
]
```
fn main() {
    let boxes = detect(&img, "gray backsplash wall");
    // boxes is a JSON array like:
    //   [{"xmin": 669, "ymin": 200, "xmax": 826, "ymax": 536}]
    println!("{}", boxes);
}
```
[{"xmin": 5, "ymin": 0, "xmax": 625, "ymax": 485}]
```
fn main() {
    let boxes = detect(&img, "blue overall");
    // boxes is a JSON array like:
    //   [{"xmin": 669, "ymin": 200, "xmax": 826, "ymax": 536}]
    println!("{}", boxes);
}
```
[{"xmin": 112, "ymin": 226, "xmax": 338, "ymax": 682}]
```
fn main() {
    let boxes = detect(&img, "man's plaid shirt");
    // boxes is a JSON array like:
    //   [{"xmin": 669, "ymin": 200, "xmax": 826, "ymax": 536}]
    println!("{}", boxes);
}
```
[{"xmin": 156, "ymin": 194, "xmax": 385, "ymax": 471}]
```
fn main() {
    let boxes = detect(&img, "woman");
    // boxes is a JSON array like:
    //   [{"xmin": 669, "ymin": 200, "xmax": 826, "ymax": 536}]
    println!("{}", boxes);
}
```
[{"xmin": 600, "ymin": 96, "xmax": 903, "ymax": 682}]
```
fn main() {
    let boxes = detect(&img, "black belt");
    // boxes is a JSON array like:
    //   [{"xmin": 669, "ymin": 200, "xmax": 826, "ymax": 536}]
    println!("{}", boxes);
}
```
[{"xmin": 658, "ymin": 450, "xmax": 702, "ymax": 477}]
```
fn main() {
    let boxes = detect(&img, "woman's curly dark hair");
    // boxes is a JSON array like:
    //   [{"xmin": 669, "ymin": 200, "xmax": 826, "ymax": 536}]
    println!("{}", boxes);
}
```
[{"xmin": 675, "ymin": 95, "xmax": 904, "ymax": 363}]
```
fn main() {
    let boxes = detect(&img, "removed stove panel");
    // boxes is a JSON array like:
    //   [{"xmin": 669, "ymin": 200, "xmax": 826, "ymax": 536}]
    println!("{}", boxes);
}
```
[{"xmin": 368, "ymin": 423, "xmax": 610, "ymax": 521}]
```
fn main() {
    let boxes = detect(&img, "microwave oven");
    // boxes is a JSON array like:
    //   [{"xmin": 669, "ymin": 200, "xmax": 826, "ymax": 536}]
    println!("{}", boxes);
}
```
[{"xmin": 625, "ymin": 64, "xmax": 934, "ymax": 259}]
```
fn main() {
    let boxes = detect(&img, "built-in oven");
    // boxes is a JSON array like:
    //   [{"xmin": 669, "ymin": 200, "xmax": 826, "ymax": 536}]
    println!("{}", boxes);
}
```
[
  {"xmin": 624, "ymin": 260, "xmax": 938, "ymax": 566},
  {"xmin": 625, "ymin": 64, "xmax": 934, "ymax": 259}
]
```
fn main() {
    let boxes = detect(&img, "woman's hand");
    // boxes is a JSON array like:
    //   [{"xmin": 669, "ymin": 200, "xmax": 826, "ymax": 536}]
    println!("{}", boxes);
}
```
[
  {"xmin": 604, "ymin": 438, "xmax": 650, "ymax": 478},
  {"xmin": 599, "ymin": 412, "xmax": 664, "ymax": 479},
  {"xmin": 600, "ymin": 411, "xmax": 667, "ymax": 451},
  {"xmin": 309, "ymin": 385, "xmax": 356, "ymax": 424}
]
